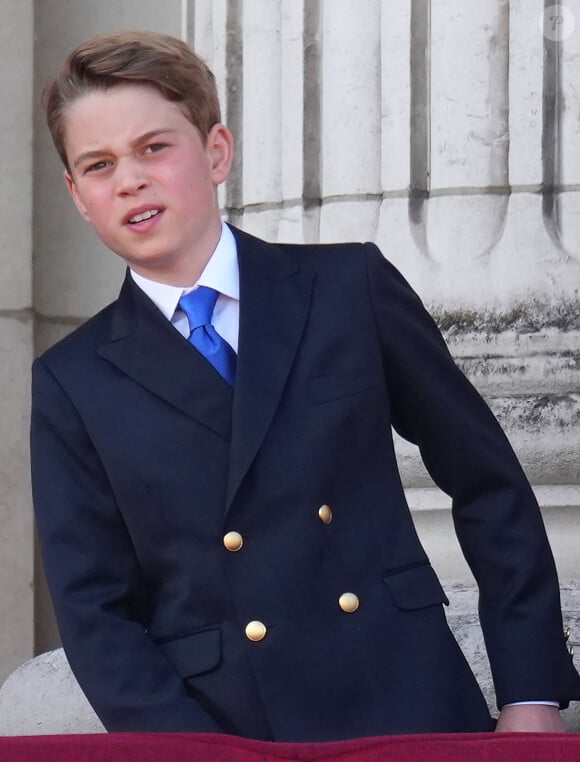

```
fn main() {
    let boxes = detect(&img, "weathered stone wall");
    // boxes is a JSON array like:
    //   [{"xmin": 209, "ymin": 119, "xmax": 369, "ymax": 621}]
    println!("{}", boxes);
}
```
[{"xmin": 0, "ymin": 0, "xmax": 578, "ymax": 692}]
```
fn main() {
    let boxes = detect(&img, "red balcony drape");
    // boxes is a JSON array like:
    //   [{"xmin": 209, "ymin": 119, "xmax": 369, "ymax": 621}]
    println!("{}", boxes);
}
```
[{"xmin": 0, "ymin": 732, "xmax": 579, "ymax": 762}]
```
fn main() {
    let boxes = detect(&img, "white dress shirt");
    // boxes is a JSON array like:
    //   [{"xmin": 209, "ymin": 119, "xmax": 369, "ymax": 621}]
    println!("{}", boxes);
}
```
[{"xmin": 130, "ymin": 222, "xmax": 240, "ymax": 351}]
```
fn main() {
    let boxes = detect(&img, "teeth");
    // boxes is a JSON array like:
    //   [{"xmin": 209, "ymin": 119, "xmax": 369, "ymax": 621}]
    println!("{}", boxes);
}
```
[{"xmin": 129, "ymin": 209, "xmax": 160, "ymax": 224}]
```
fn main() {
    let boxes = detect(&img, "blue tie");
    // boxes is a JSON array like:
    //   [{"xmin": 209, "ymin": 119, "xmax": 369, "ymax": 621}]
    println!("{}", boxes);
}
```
[{"xmin": 179, "ymin": 286, "xmax": 236, "ymax": 386}]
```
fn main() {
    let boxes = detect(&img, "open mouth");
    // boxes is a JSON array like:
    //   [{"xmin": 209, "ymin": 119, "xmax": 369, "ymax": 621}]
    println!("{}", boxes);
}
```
[{"xmin": 127, "ymin": 209, "xmax": 162, "ymax": 225}]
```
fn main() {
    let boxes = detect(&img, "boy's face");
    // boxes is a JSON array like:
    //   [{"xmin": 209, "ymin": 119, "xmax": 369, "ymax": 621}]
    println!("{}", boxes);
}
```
[{"xmin": 63, "ymin": 83, "xmax": 233, "ymax": 284}]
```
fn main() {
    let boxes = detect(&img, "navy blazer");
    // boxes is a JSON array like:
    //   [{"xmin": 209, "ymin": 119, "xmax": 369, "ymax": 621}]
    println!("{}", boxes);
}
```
[{"xmin": 31, "ymin": 227, "xmax": 580, "ymax": 740}]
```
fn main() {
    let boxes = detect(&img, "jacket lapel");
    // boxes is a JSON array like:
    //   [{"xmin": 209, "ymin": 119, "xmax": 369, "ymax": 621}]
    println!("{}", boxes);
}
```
[
  {"xmin": 226, "ymin": 228, "xmax": 314, "ymax": 510},
  {"xmin": 98, "ymin": 273, "xmax": 233, "ymax": 441}
]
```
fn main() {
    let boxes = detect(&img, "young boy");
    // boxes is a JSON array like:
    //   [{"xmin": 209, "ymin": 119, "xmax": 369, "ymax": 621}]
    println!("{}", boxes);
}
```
[{"xmin": 31, "ymin": 31, "xmax": 580, "ymax": 740}]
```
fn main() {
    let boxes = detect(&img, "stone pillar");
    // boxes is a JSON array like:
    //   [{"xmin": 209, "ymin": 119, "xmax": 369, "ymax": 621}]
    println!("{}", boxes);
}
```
[
  {"xmin": 0, "ymin": 0, "xmax": 35, "ymax": 685},
  {"xmin": 398, "ymin": 1, "xmax": 580, "ymax": 583}
]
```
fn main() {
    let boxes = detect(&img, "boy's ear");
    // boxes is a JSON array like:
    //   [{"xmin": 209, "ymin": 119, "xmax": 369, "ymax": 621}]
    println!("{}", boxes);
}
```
[
  {"xmin": 64, "ymin": 170, "xmax": 91, "ymax": 222},
  {"xmin": 207, "ymin": 123, "xmax": 234, "ymax": 186}
]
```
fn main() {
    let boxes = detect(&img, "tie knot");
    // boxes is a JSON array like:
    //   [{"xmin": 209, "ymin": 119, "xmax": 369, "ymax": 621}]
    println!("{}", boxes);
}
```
[{"xmin": 179, "ymin": 286, "xmax": 219, "ymax": 330}]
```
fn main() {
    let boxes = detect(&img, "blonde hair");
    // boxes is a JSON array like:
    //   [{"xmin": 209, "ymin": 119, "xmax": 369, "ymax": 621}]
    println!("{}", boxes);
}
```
[{"xmin": 44, "ymin": 31, "xmax": 221, "ymax": 171}]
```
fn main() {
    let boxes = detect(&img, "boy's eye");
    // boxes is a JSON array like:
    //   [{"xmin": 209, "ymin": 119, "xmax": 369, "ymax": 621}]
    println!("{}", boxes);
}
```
[
  {"xmin": 144, "ymin": 143, "xmax": 167, "ymax": 154},
  {"xmin": 85, "ymin": 160, "xmax": 110, "ymax": 173}
]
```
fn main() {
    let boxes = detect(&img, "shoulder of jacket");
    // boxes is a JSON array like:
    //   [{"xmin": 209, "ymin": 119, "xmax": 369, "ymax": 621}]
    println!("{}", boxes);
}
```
[{"xmin": 277, "ymin": 240, "xmax": 380, "ymax": 270}]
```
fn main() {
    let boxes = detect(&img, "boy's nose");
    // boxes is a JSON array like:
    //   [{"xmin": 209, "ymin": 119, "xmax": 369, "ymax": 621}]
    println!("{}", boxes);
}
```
[{"xmin": 115, "ymin": 160, "xmax": 150, "ymax": 195}]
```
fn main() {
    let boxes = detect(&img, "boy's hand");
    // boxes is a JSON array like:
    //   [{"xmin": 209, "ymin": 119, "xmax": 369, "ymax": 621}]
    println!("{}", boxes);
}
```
[{"xmin": 495, "ymin": 704, "xmax": 566, "ymax": 733}]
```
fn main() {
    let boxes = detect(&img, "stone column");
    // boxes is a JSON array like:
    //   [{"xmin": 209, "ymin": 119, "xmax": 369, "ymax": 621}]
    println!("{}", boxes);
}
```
[
  {"xmin": 401, "ymin": 1, "xmax": 580, "ymax": 583},
  {"xmin": 0, "ymin": 0, "xmax": 35, "ymax": 685}
]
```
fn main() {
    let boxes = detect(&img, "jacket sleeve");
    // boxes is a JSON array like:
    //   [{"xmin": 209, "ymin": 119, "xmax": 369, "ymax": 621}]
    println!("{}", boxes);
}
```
[
  {"xmin": 364, "ymin": 243, "xmax": 580, "ymax": 709},
  {"xmin": 30, "ymin": 356, "xmax": 223, "ymax": 733}
]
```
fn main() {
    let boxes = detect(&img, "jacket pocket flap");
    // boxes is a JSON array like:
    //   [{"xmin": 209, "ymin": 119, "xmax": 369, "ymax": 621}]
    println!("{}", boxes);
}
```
[
  {"xmin": 384, "ymin": 564, "xmax": 449, "ymax": 610},
  {"xmin": 309, "ymin": 371, "xmax": 381, "ymax": 403},
  {"xmin": 157, "ymin": 627, "xmax": 221, "ymax": 679}
]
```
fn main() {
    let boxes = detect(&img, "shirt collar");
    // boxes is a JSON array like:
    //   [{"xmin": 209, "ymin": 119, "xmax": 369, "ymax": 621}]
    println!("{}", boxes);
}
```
[{"xmin": 130, "ymin": 222, "xmax": 239, "ymax": 321}]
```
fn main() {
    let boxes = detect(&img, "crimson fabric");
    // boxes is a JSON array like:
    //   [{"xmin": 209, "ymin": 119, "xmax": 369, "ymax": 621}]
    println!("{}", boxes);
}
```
[{"xmin": 0, "ymin": 733, "xmax": 579, "ymax": 762}]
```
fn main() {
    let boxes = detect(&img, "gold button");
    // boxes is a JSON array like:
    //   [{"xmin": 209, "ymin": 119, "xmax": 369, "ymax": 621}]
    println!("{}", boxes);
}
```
[
  {"xmin": 318, "ymin": 504, "xmax": 333, "ymax": 524},
  {"xmin": 223, "ymin": 531, "xmax": 244, "ymax": 552},
  {"xmin": 245, "ymin": 621, "xmax": 267, "ymax": 641},
  {"xmin": 339, "ymin": 593, "xmax": 359, "ymax": 613}
]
